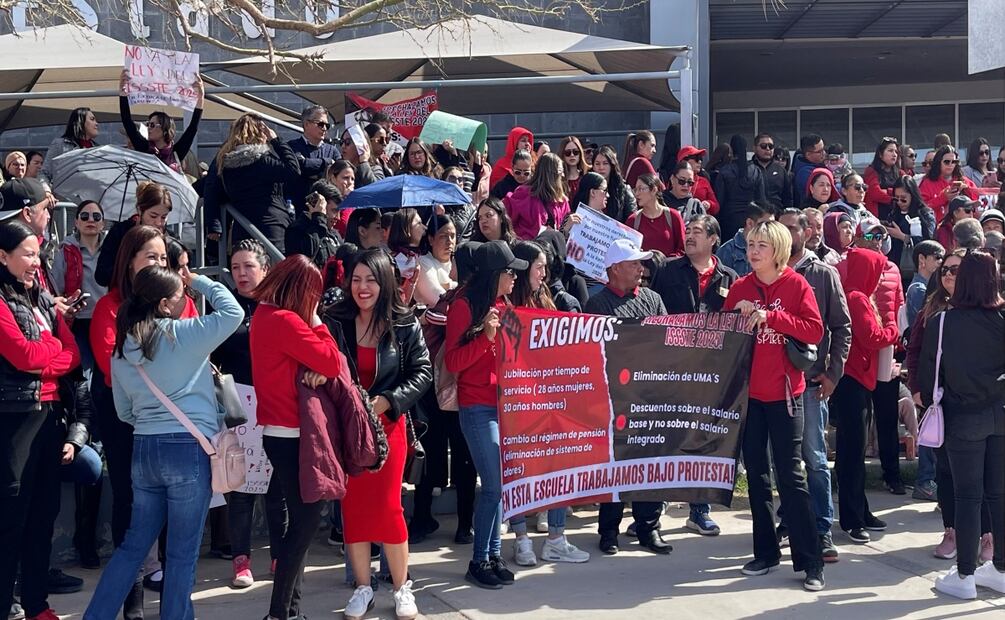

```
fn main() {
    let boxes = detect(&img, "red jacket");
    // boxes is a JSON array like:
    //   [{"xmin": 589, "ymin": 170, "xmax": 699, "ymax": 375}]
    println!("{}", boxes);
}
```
[
  {"xmin": 919, "ymin": 176, "xmax": 979, "ymax": 222},
  {"xmin": 445, "ymin": 296, "xmax": 505, "ymax": 407},
  {"xmin": 840, "ymin": 248, "xmax": 900, "ymax": 390},
  {"xmin": 692, "ymin": 176, "xmax": 720, "ymax": 216},
  {"xmin": 90, "ymin": 290, "xmax": 199, "ymax": 387},
  {"xmin": 0, "ymin": 299, "xmax": 79, "ymax": 402},
  {"xmin": 836, "ymin": 251, "xmax": 903, "ymax": 324},
  {"xmin": 250, "ymin": 304, "xmax": 342, "ymax": 429},
  {"xmin": 724, "ymin": 267, "xmax": 823, "ymax": 401},
  {"xmin": 296, "ymin": 363, "xmax": 387, "ymax": 503},
  {"xmin": 863, "ymin": 166, "xmax": 896, "ymax": 217}
]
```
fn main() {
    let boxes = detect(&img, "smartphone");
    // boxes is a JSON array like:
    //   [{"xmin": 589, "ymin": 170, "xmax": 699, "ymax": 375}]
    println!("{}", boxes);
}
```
[{"xmin": 69, "ymin": 293, "xmax": 92, "ymax": 310}]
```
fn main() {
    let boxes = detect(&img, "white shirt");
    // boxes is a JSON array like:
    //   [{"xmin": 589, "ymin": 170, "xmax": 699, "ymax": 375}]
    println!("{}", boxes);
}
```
[{"xmin": 415, "ymin": 253, "xmax": 456, "ymax": 307}]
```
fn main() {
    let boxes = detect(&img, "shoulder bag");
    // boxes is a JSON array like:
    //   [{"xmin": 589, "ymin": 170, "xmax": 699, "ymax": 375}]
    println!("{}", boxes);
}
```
[
  {"xmin": 917, "ymin": 312, "xmax": 946, "ymax": 448},
  {"xmin": 754, "ymin": 286, "xmax": 818, "ymax": 371},
  {"xmin": 212, "ymin": 363, "xmax": 248, "ymax": 428},
  {"xmin": 396, "ymin": 335, "xmax": 427, "ymax": 485},
  {"xmin": 135, "ymin": 364, "xmax": 247, "ymax": 493}
]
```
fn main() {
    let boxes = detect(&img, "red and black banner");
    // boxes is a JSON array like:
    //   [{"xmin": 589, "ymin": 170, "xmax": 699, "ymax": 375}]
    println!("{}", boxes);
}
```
[{"xmin": 497, "ymin": 308, "xmax": 754, "ymax": 519}]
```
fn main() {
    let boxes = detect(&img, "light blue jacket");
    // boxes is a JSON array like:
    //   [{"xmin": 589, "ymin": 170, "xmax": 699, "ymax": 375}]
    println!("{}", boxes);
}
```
[
  {"xmin": 111, "ymin": 276, "xmax": 244, "ymax": 438},
  {"xmin": 716, "ymin": 229, "xmax": 751, "ymax": 277}
]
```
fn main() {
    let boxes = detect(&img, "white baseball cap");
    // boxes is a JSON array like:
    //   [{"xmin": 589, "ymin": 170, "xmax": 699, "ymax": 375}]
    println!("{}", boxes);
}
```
[{"xmin": 603, "ymin": 238, "xmax": 652, "ymax": 269}]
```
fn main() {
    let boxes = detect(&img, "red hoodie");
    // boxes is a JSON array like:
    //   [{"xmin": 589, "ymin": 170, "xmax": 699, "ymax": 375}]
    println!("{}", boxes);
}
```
[
  {"xmin": 840, "ymin": 248, "xmax": 900, "ymax": 390},
  {"xmin": 724, "ymin": 267, "xmax": 823, "ymax": 401},
  {"xmin": 489, "ymin": 126, "xmax": 533, "ymax": 189}
]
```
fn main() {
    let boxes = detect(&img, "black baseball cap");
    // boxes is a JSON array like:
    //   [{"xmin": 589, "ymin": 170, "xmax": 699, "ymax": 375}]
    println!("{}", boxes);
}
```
[
  {"xmin": 454, "ymin": 241, "xmax": 482, "ymax": 283},
  {"xmin": 0, "ymin": 178, "xmax": 47, "ymax": 221},
  {"xmin": 474, "ymin": 240, "xmax": 528, "ymax": 273}
]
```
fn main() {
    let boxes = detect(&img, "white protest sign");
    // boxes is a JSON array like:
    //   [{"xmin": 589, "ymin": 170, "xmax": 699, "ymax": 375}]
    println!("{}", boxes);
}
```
[
  {"xmin": 233, "ymin": 383, "xmax": 273, "ymax": 494},
  {"xmin": 566, "ymin": 204, "xmax": 645, "ymax": 283},
  {"xmin": 123, "ymin": 45, "xmax": 200, "ymax": 111}
]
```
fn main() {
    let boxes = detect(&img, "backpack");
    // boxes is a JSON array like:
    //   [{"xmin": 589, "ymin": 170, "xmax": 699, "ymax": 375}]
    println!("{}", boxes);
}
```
[{"xmin": 632, "ymin": 207, "xmax": 677, "ymax": 233}]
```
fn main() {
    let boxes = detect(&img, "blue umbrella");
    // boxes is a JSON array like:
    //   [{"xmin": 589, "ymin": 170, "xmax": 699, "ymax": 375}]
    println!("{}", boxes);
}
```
[{"xmin": 340, "ymin": 174, "xmax": 470, "ymax": 210}]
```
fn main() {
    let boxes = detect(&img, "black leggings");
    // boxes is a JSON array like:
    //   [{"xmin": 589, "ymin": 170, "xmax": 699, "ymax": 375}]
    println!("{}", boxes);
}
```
[
  {"xmin": 833, "ymin": 375, "xmax": 876, "ymax": 532},
  {"xmin": 227, "ymin": 480, "xmax": 288, "ymax": 559},
  {"xmin": 944, "ymin": 427, "xmax": 1005, "ymax": 575},
  {"xmin": 412, "ymin": 396, "xmax": 476, "ymax": 532},
  {"xmin": 263, "ymin": 435, "xmax": 324, "ymax": 620}
]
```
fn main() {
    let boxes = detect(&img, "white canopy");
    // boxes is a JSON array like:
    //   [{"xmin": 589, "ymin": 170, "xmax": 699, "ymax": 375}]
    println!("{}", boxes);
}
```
[
  {"xmin": 218, "ymin": 16, "xmax": 687, "ymax": 116},
  {"xmin": 0, "ymin": 25, "xmax": 298, "ymax": 131}
]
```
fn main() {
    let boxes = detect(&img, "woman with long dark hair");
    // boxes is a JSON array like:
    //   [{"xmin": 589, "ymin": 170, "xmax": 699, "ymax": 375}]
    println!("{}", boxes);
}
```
[
  {"xmin": 95, "ymin": 181, "xmax": 173, "ymax": 288},
  {"xmin": 962, "ymin": 137, "xmax": 996, "ymax": 187},
  {"xmin": 415, "ymin": 214, "xmax": 457, "ymax": 307},
  {"xmin": 590, "ymin": 146, "xmax": 636, "ymax": 223},
  {"xmin": 41, "ymin": 107, "xmax": 99, "ymax": 183},
  {"xmin": 118, "ymin": 70, "xmax": 204, "ymax": 172},
  {"xmin": 250, "ymin": 255, "xmax": 343, "ymax": 620},
  {"xmin": 472, "ymin": 198, "xmax": 516, "ymax": 244},
  {"xmin": 344, "ymin": 208, "xmax": 384, "ymax": 250},
  {"xmin": 83, "ymin": 264, "xmax": 242, "ymax": 619},
  {"xmin": 504, "ymin": 152, "xmax": 570, "ymax": 241},
  {"xmin": 446, "ymin": 241, "xmax": 527, "ymax": 589},
  {"xmin": 365, "ymin": 123, "xmax": 395, "ymax": 180},
  {"xmin": 888, "ymin": 176, "xmax": 936, "ymax": 275},
  {"xmin": 505, "ymin": 241, "xmax": 590, "ymax": 565},
  {"xmin": 919, "ymin": 250, "xmax": 1005, "ymax": 599},
  {"xmin": 0, "ymin": 220, "xmax": 80, "ymax": 620},
  {"xmin": 558, "ymin": 136, "xmax": 589, "ymax": 198},
  {"xmin": 397, "ymin": 138, "xmax": 441, "ymax": 178},
  {"xmin": 863, "ymin": 137, "xmax": 901, "ymax": 217},
  {"xmin": 714, "ymin": 135, "xmax": 766, "ymax": 241},
  {"xmin": 323, "ymin": 249, "xmax": 431, "ymax": 619},
  {"xmin": 326, "ymin": 159, "xmax": 357, "ymax": 237},
  {"xmin": 920, "ymin": 145, "xmax": 980, "ymax": 222},
  {"xmin": 387, "ymin": 208, "xmax": 427, "ymax": 303}
]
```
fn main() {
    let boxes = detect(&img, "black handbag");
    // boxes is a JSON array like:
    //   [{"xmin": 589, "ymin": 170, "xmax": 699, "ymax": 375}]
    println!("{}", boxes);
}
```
[
  {"xmin": 403, "ymin": 410, "xmax": 426, "ymax": 485},
  {"xmin": 212, "ymin": 364, "xmax": 248, "ymax": 428},
  {"xmin": 754, "ymin": 286, "xmax": 818, "ymax": 371}
]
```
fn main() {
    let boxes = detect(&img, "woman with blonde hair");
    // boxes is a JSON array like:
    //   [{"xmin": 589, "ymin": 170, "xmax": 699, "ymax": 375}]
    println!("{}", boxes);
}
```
[
  {"xmin": 4, "ymin": 152, "xmax": 26, "ymax": 179},
  {"xmin": 724, "ymin": 219, "xmax": 826, "ymax": 592},
  {"xmin": 503, "ymin": 152, "xmax": 570, "ymax": 240},
  {"xmin": 204, "ymin": 113, "xmax": 301, "ymax": 253}
]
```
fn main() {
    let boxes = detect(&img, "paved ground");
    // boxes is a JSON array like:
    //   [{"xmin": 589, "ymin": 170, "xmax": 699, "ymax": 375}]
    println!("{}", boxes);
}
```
[{"xmin": 45, "ymin": 488, "xmax": 1005, "ymax": 620}]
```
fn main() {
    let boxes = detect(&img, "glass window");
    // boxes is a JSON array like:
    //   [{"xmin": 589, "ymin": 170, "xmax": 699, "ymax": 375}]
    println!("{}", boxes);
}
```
[
  {"xmin": 800, "ymin": 108, "xmax": 849, "ymax": 155},
  {"xmin": 959, "ymin": 102, "xmax": 1005, "ymax": 160},
  {"xmin": 852, "ymin": 107, "xmax": 902, "ymax": 168},
  {"xmin": 756, "ymin": 110, "xmax": 797, "ymax": 153},
  {"xmin": 906, "ymin": 104, "xmax": 955, "ymax": 158},
  {"xmin": 714, "ymin": 112, "xmax": 754, "ymax": 151}
]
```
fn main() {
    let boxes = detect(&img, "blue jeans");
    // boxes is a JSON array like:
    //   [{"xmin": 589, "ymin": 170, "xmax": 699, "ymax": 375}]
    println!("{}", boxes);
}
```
[
  {"xmin": 84, "ymin": 434, "xmax": 212, "ymax": 620},
  {"xmin": 459, "ymin": 404, "xmax": 503, "ymax": 563},
  {"xmin": 777, "ymin": 390, "xmax": 834, "ymax": 534},
  {"xmin": 917, "ymin": 445, "xmax": 936, "ymax": 485},
  {"xmin": 511, "ymin": 508, "xmax": 566, "ymax": 536},
  {"xmin": 60, "ymin": 444, "xmax": 103, "ymax": 485}
]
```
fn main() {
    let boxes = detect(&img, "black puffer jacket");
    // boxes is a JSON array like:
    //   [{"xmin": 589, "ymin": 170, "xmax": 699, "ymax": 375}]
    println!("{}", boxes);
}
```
[
  {"xmin": 0, "ymin": 278, "xmax": 60, "ymax": 412},
  {"xmin": 285, "ymin": 212, "xmax": 342, "ymax": 269},
  {"xmin": 714, "ymin": 160, "xmax": 767, "ymax": 240},
  {"xmin": 325, "ymin": 312, "xmax": 432, "ymax": 422},
  {"xmin": 204, "ymin": 138, "xmax": 300, "ymax": 252}
]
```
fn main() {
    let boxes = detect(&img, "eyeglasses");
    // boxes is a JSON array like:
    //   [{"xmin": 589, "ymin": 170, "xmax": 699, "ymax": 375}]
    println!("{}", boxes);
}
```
[
  {"xmin": 849, "ymin": 183, "xmax": 868, "ymax": 191},
  {"xmin": 940, "ymin": 264, "xmax": 960, "ymax": 276},
  {"xmin": 905, "ymin": 153, "xmax": 917, "ymax": 159},
  {"xmin": 893, "ymin": 196, "xmax": 911, "ymax": 204},
  {"xmin": 313, "ymin": 121, "xmax": 330, "ymax": 130},
  {"xmin": 942, "ymin": 159, "xmax": 960, "ymax": 166},
  {"xmin": 446, "ymin": 175, "xmax": 464, "ymax": 184},
  {"xmin": 563, "ymin": 149, "xmax": 581, "ymax": 157},
  {"xmin": 862, "ymin": 232, "xmax": 888, "ymax": 241},
  {"xmin": 512, "ymin": 169, "xmax": 531, "ymax": 177},
  {"xmin": 922, "ymin": 160, "xmax": 932, "ymax": 168},
  {"xmin": 145, "ymin": 121, "xmax": 161, "ymax": 129},
  {"xmin": 634, "ymin": 185, "xmax": 651, "ymax": 193},
  {"xmin": 674, "ymin": 176, "xmax": 696, "ymax": 187},
  {"xmin": 757, "ymin": 143, "xmax": 774, "ymax": 150},
  {"xmin": 979, "ymin": 149, "xmax": 990, "ymax": 156},
  {"xmin": 77, "ymin": 211, "xmax": 102, "ymax": 222}
]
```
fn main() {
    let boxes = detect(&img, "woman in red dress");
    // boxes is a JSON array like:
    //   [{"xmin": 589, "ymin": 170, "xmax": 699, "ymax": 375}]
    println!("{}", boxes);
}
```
[{"xmin": 323, "ymin": 248, "xmax": 432, "ymax": 620}]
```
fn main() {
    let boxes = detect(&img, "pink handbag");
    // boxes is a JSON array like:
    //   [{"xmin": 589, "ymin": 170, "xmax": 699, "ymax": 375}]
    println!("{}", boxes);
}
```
[
  {"xmin": 917, "ymin": 313, "xmax": 946, "ymax": 448},
  {"xmin": 136, "ymin": 364, "xmax": 247, "ymax": 493}
]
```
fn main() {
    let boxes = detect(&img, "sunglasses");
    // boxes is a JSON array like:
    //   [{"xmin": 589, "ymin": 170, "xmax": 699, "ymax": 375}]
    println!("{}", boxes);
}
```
[
  {"xmin": 564, "ymin": 149, "xmax": 581, "ymax": 157},
  {"xmin": 313, "ymin": 121, "xmax": 330, "ymax": 130},
  {"xmin": 862, "ymin": 232, "xmax": 888, "ymax": 241},
  {"xmin": 942, "ymin": 159, "xmax": 960, "ymax": 166},
  {"xmin": 446, "ymin": 175, "xmax": 464, "ymax": 184},
  {"xmin": 848, "ymin": 183, "xmax": 868, "ymax": 191},
  {"xmin": 77, "ymin": 211, "xmax": 102, "ymax": 222},
  {"xmin": 674, "ymin": 176, "xmax": 696, "ymax": 187},
  {"xmin": 979, "ymin": 149, "xmax": 990, "ymax": 156},
  {"xmin": 940, "ymin": 264, "xmax": 960, "ymax": 276},
  {"xmin": 512, "ymin": 169, "xmax": 531, "ymax": 177},
  {"xmin": 957, "ymin": 206, "xmax": 974, "ymax": 214},
  {"xmin": 922, "ymin": 161, "xmax": 932, "ymax": 167},
  {"xmin": 905, "ymin": 153, "xmax": 917, "ymax": 159},
  {"xmin": 893, "ymin": 196, "xmax": 911, "ymax": 204},
  {"xmin": 757, "ymin": 143, "xmax": 774, "ymax": 150},
  {"xmin": 145, "ymin": 121, "xmax": 161, "ymax": 129}
]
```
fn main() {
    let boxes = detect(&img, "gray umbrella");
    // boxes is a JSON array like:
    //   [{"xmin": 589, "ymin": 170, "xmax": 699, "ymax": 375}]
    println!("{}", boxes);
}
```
[{"xmin": 49, "ymin": 145, "xmax": 197, "ymax": 224}]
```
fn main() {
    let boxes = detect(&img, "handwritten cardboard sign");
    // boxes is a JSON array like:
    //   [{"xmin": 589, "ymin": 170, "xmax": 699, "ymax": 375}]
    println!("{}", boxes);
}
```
[
  {"xmin": 123, "ymin": 45, "xmax": 199, "ymax": 111},
  {"xmin": 233, "ymin": 383, "xmax": 273, "ymax": 495},
  {"xmin": 566, "ymin": 204, "xmax": 645, "ymax": 283}
]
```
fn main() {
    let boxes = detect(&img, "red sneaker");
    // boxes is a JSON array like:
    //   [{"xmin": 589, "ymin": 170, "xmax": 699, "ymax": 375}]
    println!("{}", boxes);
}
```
[
  {"xmin": 232, "ymin": 555, "xmax": 254, "ymax": 588},
  {"xmin": 29, "ymin": 609, "xmax": 60, "ymax": 620}
]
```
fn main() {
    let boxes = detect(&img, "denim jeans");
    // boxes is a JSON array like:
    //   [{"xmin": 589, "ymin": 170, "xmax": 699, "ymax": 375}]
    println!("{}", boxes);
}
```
[
  {"xmin": 459, "ymin": 404, "xmax": 503, "ymax": 563},
  {"xmin": 60, "ymin": 444, "xmax": 103, "ymax": 485},
  {"xmin": 916, "ymin": 446, "xmax": 936, "ymax": 486},
  {"xmin": 511, "ymin": 508, "xmax": 566, "ymax": 536},
  {"xmin": 801, "ymin": 389, "xmax": 834, "ymax": 533},
  {"xmin": 84, "ymin": 434, "xmax": 212, "ymax": 620}
]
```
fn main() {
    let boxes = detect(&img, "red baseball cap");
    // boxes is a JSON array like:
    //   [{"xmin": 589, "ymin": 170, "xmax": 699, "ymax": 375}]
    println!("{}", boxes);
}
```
[{"xmin": 677, "ymin": 145, "xmax": 707, "ymax": 161}]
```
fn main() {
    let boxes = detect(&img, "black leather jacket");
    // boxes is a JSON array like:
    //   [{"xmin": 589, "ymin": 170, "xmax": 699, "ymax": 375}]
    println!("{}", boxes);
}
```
[
  {"xmin": 325, "ymin": 311, "xmax": 432, "ymax": 422},
  {"xmin": 60, "ymin": 370, "xmax": 94, "ymax": 449}
]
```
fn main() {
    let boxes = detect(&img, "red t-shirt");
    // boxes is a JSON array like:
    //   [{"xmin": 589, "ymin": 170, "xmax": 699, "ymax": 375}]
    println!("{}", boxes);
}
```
[
  {"xmin": 627, "ymin": 208, "xmax": 685, "ymax": 258},
  {"xmin": 697, "ymin": 259, "xmax": 717, "ymax": 297}
]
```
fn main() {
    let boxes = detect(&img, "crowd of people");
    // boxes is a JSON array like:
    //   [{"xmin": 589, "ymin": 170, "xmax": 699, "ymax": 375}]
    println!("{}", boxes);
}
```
[{"xmin": 0, "ymin": 86, "xmax": 1004, "ymax": 620}]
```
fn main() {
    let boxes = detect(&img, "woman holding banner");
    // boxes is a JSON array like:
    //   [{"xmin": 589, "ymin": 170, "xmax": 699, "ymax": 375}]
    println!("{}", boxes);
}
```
[
  {"xmin": 506, "ymin": 241, "xmax": 591, "ymax": 565},
  {"xmin": 118, "ymin": 70, "xmax": 204, "ymax": 173},
  {"xmin": 446, "ymin": 241, "xmax": 527, "ymax": 589},
  {"xmin": 723, "ymin": 220, "xmax": 826, "ymax": 592}
]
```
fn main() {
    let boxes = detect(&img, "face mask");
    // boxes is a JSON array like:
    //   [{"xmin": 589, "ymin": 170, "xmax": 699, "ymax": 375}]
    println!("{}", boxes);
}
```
[{"xmin": 881, "ymin": 235, "xmax": 892, "ymax": 256}]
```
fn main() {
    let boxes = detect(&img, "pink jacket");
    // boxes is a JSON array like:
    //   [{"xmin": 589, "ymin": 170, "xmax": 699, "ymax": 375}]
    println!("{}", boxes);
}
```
[
  {"xmin": 503, "ymin": 184, "xmax": 571, "ymax": 240},
  {"xmin": 297, "ymin": 357, "xmax": 388, "ymax": 503}
]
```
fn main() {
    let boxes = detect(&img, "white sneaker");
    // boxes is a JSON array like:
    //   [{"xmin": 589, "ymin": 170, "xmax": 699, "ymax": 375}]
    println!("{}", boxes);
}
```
[
  {"xmin": 500, "ymin": 520, "xmax": 510, "ymax": 536},
  {"xmin": 541, "ymin": 536, "xmax": 590, "ymax": 563},
  {"xmin": 513, "ymin": 535, "xmax": 537, "ymax": 566},
  {"xmin": 393, "ymin": 580, "xmax": 418, "ymax": 620},
  {"xmin": 935, "ymin": 566, "xmax": 977, "ymax": 600},
  {"xmin": 975, "ymin": 560, "xmax": 1005, "ymax": 594},
  {"xmin": 343, "ymin": 585, "xmax": 374, "ymax": 620},
  {"xmin": 536, "ymin": 512, "xmax": 549, "ymax": 533}
]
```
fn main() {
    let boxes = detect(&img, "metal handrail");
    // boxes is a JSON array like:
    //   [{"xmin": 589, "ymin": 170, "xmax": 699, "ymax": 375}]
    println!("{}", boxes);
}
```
[{"xmin": 209, "ymin": 202, "xmax": 286, "ymax": 285}]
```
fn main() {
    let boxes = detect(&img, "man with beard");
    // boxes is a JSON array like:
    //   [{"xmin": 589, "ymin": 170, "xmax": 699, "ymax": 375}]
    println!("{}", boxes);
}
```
[{"xmin": 802, "ymin": 207, "xmax": 840, "ymax": 265}]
